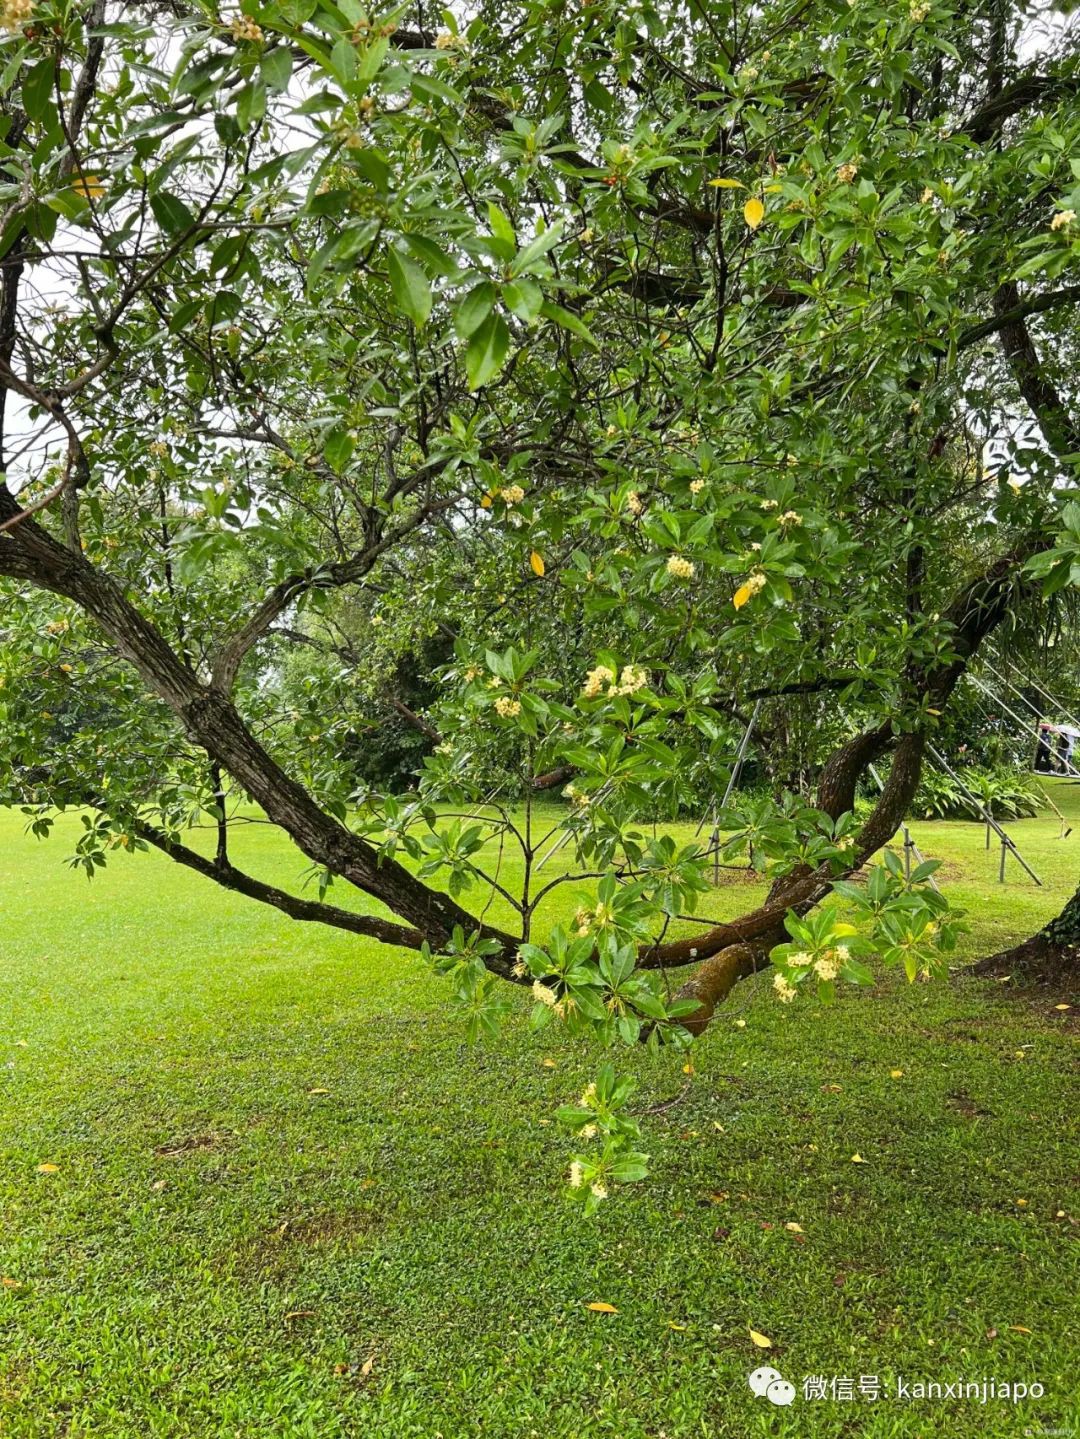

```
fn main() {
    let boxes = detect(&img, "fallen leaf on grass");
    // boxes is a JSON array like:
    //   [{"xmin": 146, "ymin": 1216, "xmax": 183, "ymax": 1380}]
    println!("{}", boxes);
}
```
[
  {"xmin": 585, "ymin": 1302, "xmax": 618, "ymax": 1313},
  {"xmin": 2, "ymin": 1277, "xmax": 23, "ymax": 1289},
  {"xmin": 1055, "ymin": 1004, "xmax": 1070, "ymax": 1011},
  {"xmin": 285, "ymin": 1310, "xmax": 316, "ymax": 1322},
  {"xmin": 748, "ymin": 1328, "xmax": 773, "ymax": 1348},
  {"xmin": 890, "ymin": 1069, "xmax": 904, "ymax": 1079},
  {"xmin": 1009, "ymin": 1325, "xmax": 1033, "ymax": 1335},
  {"xmin": 541, "ymin": 1058, "xmax": 557, "ymax": 1069},
  {"xmin": 668, "ymin": 1321, "xmax": 687, "ymax": 1331},
  {"xmin": 308, "ymin": 1087, "xmax": 330, "ymax": 1095},
  {"xmin": 784, "ymin": 1222, "xmax": 805, "ymax": 1234},
  {"xmin": 36, "ymin": 1163, "xmax": 59, "ymax": 1174},
  {"xmin": 850, "ymin": 1153, "xmax": 867, "ymax": 1164}
]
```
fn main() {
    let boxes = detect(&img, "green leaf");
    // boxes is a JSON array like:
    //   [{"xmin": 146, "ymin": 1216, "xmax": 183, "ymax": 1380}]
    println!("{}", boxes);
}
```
[
  {"xmin": 387, "ymin": 247, "xmax": 432, "ymax": 326},
  {"xmin": 150, "ymin": 191, "xmax": 196, "ymax": 235},
  {"xmin": 260, "ymin": 47, "xmax": 294, "ymax": 93},
  {"xmin": 465, "ymin": 312, "xmax": 510, "ymax": 390},
  {"xmin": 454, "ymin": 282, "xmax": 497, "ymax": 339},
  {"xmin": 22, "ymin": 57, "xmax": 54, "ymax": 124},
  {"xmin": 539, "ymin": 300, "xmax": 597, "ymax": 348}
]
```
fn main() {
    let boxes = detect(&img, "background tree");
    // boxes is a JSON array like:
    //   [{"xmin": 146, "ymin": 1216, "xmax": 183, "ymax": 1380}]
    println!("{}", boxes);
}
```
[{"xmin": 0, "ymin": 0, "xmax": 1078, "ymax": 1198}]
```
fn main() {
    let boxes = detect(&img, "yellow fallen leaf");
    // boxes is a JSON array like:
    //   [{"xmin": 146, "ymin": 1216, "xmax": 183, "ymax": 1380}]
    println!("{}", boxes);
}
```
[
  {"xmin": 668, "ymin": 1321, "xmax": 687, "ymax": 1330},
  {"xmin": 850, "ymin": 1153, "xmax": 867, "ymax": 1164},
  {"xmin": 1014, "ymin": 1050, "xmax": 1026, "ymax": 1060},
  {"xmin": 529, "ymin": 550, "xmax": 545, "ymax": 577},
  {"xmin": 1055, "ymin": 1003, "xmax": 1070, "ymax": 1011},
  {"xmin": 748, "ymin": 1328, "xmax": 773, "ymax": 1348},
  {"xmin": 733, "ymin": 583, "xmax": 753, "ymax": 609},
  {"xmin": 712, "ymin": 1121, "xmax": 725, "ymax": 1132},
  {"xmin": 743, "ymin": 196, "xmax": 765, "ymax": 229},
  {"xmin": 682, "ymin": 1062, "xmax": 694, "ymax": 1075},
  {"xmin": 36, "ymin": 1163, "xmax": 59, "ymax": 1174},
  {"xmin": 480, "ymin": 492, "xmax": 493, "ymax": 509},
  {"xmin": 734, "ymin": 1018, "xmax": 746, "ymax": 1028},
  {"xmin": 890, "ymin": 1069, "xmax": 904, "ymax": 1079},
  {"xmin": 585, "ymin": 1302, "xmax": 618, "ymax": 1313},
  {"xmin": 2, "ymin": 1277, "xmax": 23, "ymax": 1289},
  {"xmin": 1015, "ymin": 1198, "xmax": 1028, "ymax": 1207},
  {"xmin": 308, "ymin": 1087, "xmax": 330, "ymax": 1095},
  {"xmin": 360, "ymin": 1355, "xmax": 375, "ymax": 1377},
  {"xmin": 709, "ymin": 177, "xmax": 745, "ymax": 188},
  {"xmin": 1009, "ymin": 1325, "xmax": 1033, "ymax": 1334},
  {"xmin": 541, "ymin": 1058, "xmax": 557, "ymax": 1069},
  {"xmin": 784, "ymin": 1222, "xmax": 805, "ymax": 1234}
]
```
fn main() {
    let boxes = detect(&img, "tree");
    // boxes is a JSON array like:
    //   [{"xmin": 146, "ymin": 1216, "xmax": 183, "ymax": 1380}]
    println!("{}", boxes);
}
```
[{"xmin": 0, "ymin": 0, "xmax": 1077, "ymax": 1200}]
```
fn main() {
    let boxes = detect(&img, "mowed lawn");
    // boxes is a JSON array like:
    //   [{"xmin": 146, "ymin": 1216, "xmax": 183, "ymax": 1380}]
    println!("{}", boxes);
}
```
[{"xmin": 0, "ymin": 784, "xmax": 1077, "ymax": 1438}]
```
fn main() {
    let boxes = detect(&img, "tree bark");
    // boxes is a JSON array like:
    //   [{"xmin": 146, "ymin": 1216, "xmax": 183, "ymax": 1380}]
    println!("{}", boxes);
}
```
[{"xmin": 967, "ymin": 882, "xmax": 1080, "ymax": 985}]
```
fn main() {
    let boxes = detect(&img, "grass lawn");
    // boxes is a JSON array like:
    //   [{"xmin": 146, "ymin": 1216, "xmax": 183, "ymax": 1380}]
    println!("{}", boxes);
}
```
[{"xmin": 1, "ymin": 784, "xmax": 1077, "ymax": 1437}]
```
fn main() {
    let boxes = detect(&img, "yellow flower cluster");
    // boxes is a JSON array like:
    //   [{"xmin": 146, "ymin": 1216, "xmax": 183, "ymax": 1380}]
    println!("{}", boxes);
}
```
[
  {"xmin": 814, "ymin": 955, "xmax": 839, "ymax": 981},
  {"xmin": 690, "ymin": 478, "xmax": 706, "ymax": 494},
  {"xmin": 583, "ymin": 663, "xmax": 615, "ymax": 698},
  {"xmin": 1, "ymin": 0, "xmax": 31, "ymax": 30},
  {"xmin": 434, "ymin": 30, "xmax": 466, "ymax": 49},
  {"xmin": 909, "ymin": 1, "xmax": 929, "ymax": 18},
  {"xmin": 836, "ymin": 162, "xmax": 859, "ymax": 184},
  {"xmin": 1050, "ymin": 210, "xmax": 1076, "ymax": 232},
  {"xmin": 666, "ymin": 554, "xmax": 695, "ymax": 580},
  {"xmin": 773, "ymin": 973, "xmax": 796, "ymax": 1002},
  {"xmin": 760, "ymin": 497, "xmax": 779, "ymax": 511},
  {"xmin": 563, "ymin": 784, "xmax": 591, "ymax": 809},
  {"xmin": 779, "ymin": 509, "xmax": 802, "ymax": 526},
  {"xmin": 582, "ymin": 662, "xmax": 648, "ymax": 698},
  {"xmin": 533, "ymin": 980, "xmax": 558, "ymax": 1007},
  {"xmin": 788, "ymin": 950, "xmax": 813, "ymax": 966},
  {"xmin": 743, "ymin": 571, "xmax": 767, "ymax": 599},
  {"xmin": 626, "ymin": 491, "xmax": 643, "ymax": 516},
  {"xmin": 500, "ymin": 483, "xmax": 526, "ymax": 505},
  {"xmin": 230, "ymin": 15, "xmax": 264, "ymax": 41},
  {"xmin": 494, "ymin": 695, "xmax": 521, "ymax": 717}
]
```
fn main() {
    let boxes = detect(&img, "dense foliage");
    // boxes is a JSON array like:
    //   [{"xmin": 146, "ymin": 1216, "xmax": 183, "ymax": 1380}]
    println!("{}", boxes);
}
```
[{"xmin": 0, "ymin": 0, "xmax": 1078, "ymax": 1198}]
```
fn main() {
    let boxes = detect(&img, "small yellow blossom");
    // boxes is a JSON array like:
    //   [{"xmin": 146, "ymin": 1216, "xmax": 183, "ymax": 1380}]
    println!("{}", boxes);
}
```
[
  {"xmin": 836, "ymin": 162, "xmax": 859, "ymax": 184},
  {"xmin": 500, "ymin": 483, "xmax": 526, "ymax": 505},
  {"xmin": 1, "ymin": 0, "xmax": 32, "ymax": 30},
  {"xmin": 494, "ymin": 696, "xmax": 521, "ymax": 717},
  {"xmin": 774, "ymin": 974, "xmax": 797, "ymax": 1003},
  {"xmin": 626, "ymin": 490, "xmax": 643, "ymax": 516},
  {"xmin": 835, "ymin": 945, "xmax": 850, "ymax": 963},
  {"xmin": 814, "ymin": 956, "xmax": 839, "ymax": 982},
  {"xmin": 568, "ymin": 1160, "xmax": 586, "ymax": 1188},
  {"xmin": 760, "ymin": 497, "xmax": 779, "ymax": 510},
  {"xmin": 583, "ymin": 663, "xmax": 615, "ymax": 698},
  {"xmin": 512, "ymin": 957, "xmax": 529, "ymax": 978},
  {"xmin": 909, "ymin": 1, "xmax": 929, "ymax": 19},
  {"xmin": 779, "ymin": 509, "xmax": 802, "ymax": 526},
  {"xmin": 666, "ymin": 554, "xmax": 695, "ymax": 580},
  {"xmin": 533, "ymin": 981, "xmax": 558, "ymax": 1008},
  {"xmin": 920, "ymin": 187, "xmax": 934, "ymax": 204},
  {"xmin": 434, "ymin": 30, "xmax": 465, "ymax": 49},
  {"xmin": 613, "ymin": 664, "xmax": 648, "ymax": 696},
  {"xmin": 580, "ymin": 1082, "xmax": 598, "ymax": 1106},
  {"xmin": 590, "ymin": 1180, "xmax": 608, "ymax": 1200},
  {"xmin": 579, "ymin": 1123, "xmax": 599, "ymax": 1140},
  {"xmin": 788, "ymin": 950, "xmax": 813, "ymax": 967},
  {"xmin": 1050, "ymin": 210, "xmax": 1076, "ymax": 232},
  {"xmin": 690, "ymin": 478, "xmax": 706, "ymax": 494},
  {"xmin": 579, "ymin": 228, "xmax": 594, "ymax": 244},
  {"xmin": 230, "ymin": 15, "xmax": 264, "ymax": 41}
]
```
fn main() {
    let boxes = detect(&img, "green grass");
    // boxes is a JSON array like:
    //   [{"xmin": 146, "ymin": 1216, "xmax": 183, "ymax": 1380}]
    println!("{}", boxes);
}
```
[{"xmin": 1, "ymin": 785, "xmax": 1078, "ymax": 1437}]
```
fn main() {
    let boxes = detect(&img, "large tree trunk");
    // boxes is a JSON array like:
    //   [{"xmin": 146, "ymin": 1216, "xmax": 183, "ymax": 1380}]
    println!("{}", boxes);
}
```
[{"xmin": 967, "ymin": 882, "xmax": 1080, "ymax": 986}]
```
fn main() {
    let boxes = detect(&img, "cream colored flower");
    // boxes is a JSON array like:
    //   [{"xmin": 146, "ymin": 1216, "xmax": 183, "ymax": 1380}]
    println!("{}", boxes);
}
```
[
  {"xmin": 580, "ymin": 1082, "xmax": 598, "ymax": 1106},
  {"xmin": 744, "ymin": 571, "xmax": 767, "ymax": 598},
  {"xmin": 835, "ymin": 945, "xmax": 850, "ymax": 963},
  {"xmin": 814, "ymin": 956, "xmax": 839, "ymax": 981},
  {"xmin": 666, "ymin": 554, "xmax": 695, "ymax": 580},
  {"xmin": 920, "ymin": 187, "xmax": 934, "ymax": 204},
  {"xmin": 760, "ymin": 497, "xmax": 779, "ymax": 510},
  {"xmin": 434, "ymin": 30, "xmax": 465, "ymax": 49},
  {"xmin": 230, "ymin": 14, "xmax": 264, "ymax": 41},
  {"xmin": 779, "ymin": 509, "xmax": 802, "ymax": 526},
  {"xmin": 1, "ymin": 0, "xmax": 31, "ymax": 30},
  {"xmin": 533, "ymin": 980, "xmax": 558, "ymax": 1008},
  {"xmin": 773, "ymin": 974, "xmax": 797, "ymax": 1003},
  {"xmin": 836, "ymin": 162, "xmax": 859, "ymax": 184},
  {"xmin": 690, "ymin": 478, "xmax": 706, "ymax": 494},
  {"xmin": 494, "ymin": 696, "xmax": 521, "ymax": 717},
  {"xmin": 788, "ymin": 950, "xmax": 813, "ymax": 967},
  {"xmin": 590, "ymin": 1180, "xmax": 608, "ymax": 1199},
  {"xmin": 583, "ymin": 663, "xmax": 615, "ymax": 698},
  {"xmin": 579, "ymin": 228, "xmax": 594, "ymax": 244},
  {"xmin": 512, "ymin": 957, "xmax": 529, "ymax": 978},
  {"xmin": 1050, "ymin": 210, "xmax": 1076, "ymax": 232},
  {"xmin": 909, "ymin": 2, "xmax": 929, "ymax": 20},
  {"xmin": 568, "ymin": 1160, "xmax": 586, "ymax": 1188},
  {"xmin": 579, "ymin": 1123, "xmax": 599, "ymax": 1140},
  {"xmin": 613, "ymin": 664, "xmax": 648, "ymax": 696},
  {"xmin": 626, "ymin": 490, "xmax": 643, "ymax": 516},
  {"xmin": 500, "ymin": 483, "xmax": 525, "ymax": 505}
]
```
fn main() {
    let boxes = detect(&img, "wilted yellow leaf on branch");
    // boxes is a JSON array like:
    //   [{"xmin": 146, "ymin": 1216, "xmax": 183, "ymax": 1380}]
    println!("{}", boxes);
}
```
[{"xmin": 743, "ymin": 197, "xmax": 765, "ymax": 229}]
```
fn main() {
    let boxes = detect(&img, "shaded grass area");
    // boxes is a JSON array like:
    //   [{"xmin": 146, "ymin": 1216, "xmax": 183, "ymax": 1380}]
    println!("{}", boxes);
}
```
[{"xmin": 1, "ymin": 786, "xmax": 1078, "ymax": 1436}]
